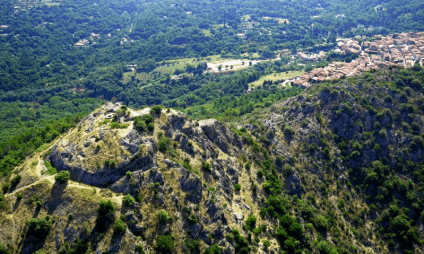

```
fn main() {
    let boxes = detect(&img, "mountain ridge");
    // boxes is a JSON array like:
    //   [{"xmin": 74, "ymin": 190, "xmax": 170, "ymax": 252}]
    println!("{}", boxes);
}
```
[{"xmin": 1, "ymin": 66, "xmax": 424, "ymax": 254}]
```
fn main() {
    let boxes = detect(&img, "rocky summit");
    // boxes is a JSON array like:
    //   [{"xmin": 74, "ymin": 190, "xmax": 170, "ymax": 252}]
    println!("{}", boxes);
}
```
[{"xmin": 1, "ymin": 67, "xmax": 424, "ymax": 254}]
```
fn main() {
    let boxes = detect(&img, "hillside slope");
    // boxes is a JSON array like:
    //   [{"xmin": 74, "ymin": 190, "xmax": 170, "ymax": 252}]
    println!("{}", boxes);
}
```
[{"xmin": 1, "ymin": 66, "xmax": 424, "ymax": 254}]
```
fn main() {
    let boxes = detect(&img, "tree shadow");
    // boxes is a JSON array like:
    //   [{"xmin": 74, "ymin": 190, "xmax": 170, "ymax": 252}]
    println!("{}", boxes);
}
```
[
  {"xmin": 45, "ymin": 181, "xmax": 68, "ymax": 215},
  {"xmin": 50, "ymin": 181, "xmax": 67, "ymax": 198},
  {"xmin": 13, "ymin": 198, "xmax": 21, "ymax": 211},
  {"xmin": 19, "ymin": 235, "xmax": 48, "ymax": 254},
  {"xmin": 106, "ymin": 232, "xmax": 125, "ymax": 254},
  {"xmin": 19, "ymin": 218, "xmax": 51, "ymax": 254},
  {"xmin": 33, "ymin": 207, "xmax": 41, "ymax": 218},
  {"xmin": 89, "ymin": 212, "xmax": 115, "ymax": 250}
]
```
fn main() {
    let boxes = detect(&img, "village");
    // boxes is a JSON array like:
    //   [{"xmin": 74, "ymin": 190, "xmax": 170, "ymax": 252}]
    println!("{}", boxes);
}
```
[
  {"xmin": 293, "ymin": 32, "xmax": 424, "ymax": 87},
  {"xmin": 113, "ymin": 30, "xmax": 424, "ymax": 88}
]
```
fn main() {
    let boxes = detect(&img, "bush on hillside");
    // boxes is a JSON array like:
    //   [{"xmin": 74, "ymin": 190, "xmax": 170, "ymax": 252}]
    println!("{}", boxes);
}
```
[
  {"xmin": 155, "ymin": 235, "xmax": 175, "ymax": 254},
  {"xmin": 150, "ymin": 105, "xmax": 163, "ymax": 115},
  {"xmin": 123, "ymin": 194, "xmax": 136, "ymax": 207},
  {"xmin": 10, "ymin": 174, "xmax": 22, "ymax": 186},
  {"xmin": 55, "ymin": 171, "xmax": 70, "ymax": 183},
  {"xmin": 113, "ymin": 219, "xmax": 127, "ymax": 235},
  {"xmin": 205, "ymin": 244, "xmax": 221, "ymax": 254},
  {"xmin": 26, "ymin": 217, "xmax": 52, "ymax": 239},
  {"xmin": 158, "ymin": 210, "xmax": 170, "ymax": 224},
  {"xmin": 98, "ymin": 200, "xmax": 115, "ymax": 216}
]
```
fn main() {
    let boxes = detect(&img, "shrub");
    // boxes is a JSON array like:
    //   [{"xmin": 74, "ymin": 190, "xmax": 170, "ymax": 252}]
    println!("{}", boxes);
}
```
[
  {"xmin": 245, "ymin": 215, "xmax": 257, "ymax": 230},
  {"xmin": 147, "ymin": 122, "xmax": 155, "ymax": 131},
  {"xmin": 55, "ymin": 171, "xmax": 70, "ymax": 183},
  {"xmin": 142, "ymin": 114, "xmax": 154, "ymax": 124},
  {"xmin": 323, "ymin": 146, "xmax": 330, "ymax": 158},
  {"xmin": 126, "ymin": 171, "xmax": 132, "ymax": 178},
  {"xmin": 205, "ymin": 244, "xmax": 221, "ymax": 254},
  {"xmin": 252, "ymin": 227, "xmax": 261, "ymax": 235},
  {"xmin": 17, "ymin": 194, "xmax": 23, "ymax": 200},
  {"xmin": 0, "ymin": 193, "xmax": 8, "ymax": 213},
  {"xmin": 158, "ymin": 210, "xmax": 170, "ymax": 224},
  {"xmin": 123, "ymin": 194, "xmax": 136, "ymax": 207},
  {"xmin": 134, "ymin": 117, "xmax": 147, "ymax": 132},
  {"xmin": 155, "ymin": 235, "xmax": 175, "ymax": 254},
  {"xmin": 314, "ymin": 214, "xmax": 328, "ymax": 231},
  {"xmin": 379, "ymin": 129, "xmax": 387, "ymax": 138},
  {"xmin": 350, "ymin": 151, "xmax": 361, "ymax": 157},
  {"xmin": 0, "ymin": 244, "xmax": 6, "ymax": 254},
  {"xmin": 105, "ymin": 160, "xmax": 117, "ymax": 168},
  {"xmin": 1, "ymin": 182, "xmax": 10, "ymax": 193},
  {"xmin": 188, "ymin": 214, "xmax": 198, "ymax": 224},
  {"xmin": 113, "ymin": 219, "xmax": 127, "ymax": 235},
  {"xmin": 150, "ymin": 105, "xmax": 163, "ymax": 115},
  {"xmin": 285, "ymin": 237, "xmax": 300, "ymax": 252},
  {"xmin": 202, "ymin": 162, "xmax": 212, "ymax": 172},
  {"xmin": 317, "ymin": 241, "xmax": 331, "ymax": 254},
  {"xmin": 36, "ymin": 200, "xmax": 43, "ymax": 209},
  {"xmin": 158, "ymin": 137, "xmax": 170, "ymax": 153},
  {"xmin": 10, "ymin": 174, "xmax": 22, "ymax": 186},
  {"xmin": 183, "ymin": 158, "xmax": 192, "ymax": 171},
  {"xmin": 96, "ymin": 200, "xmax": 115, "ymax": 232},
  {"xmin": 257, "ymin": 170, "xmax": 264, "ymax": 178},
  {"xmin": 283, "ymin": 125, "xmax": 295, "ymax": 136},
  {"xmin": 254, "ymin": 236, "xmax": 260, "ymax": 243},
  {"xmin": 26, "ymin": 217, "xmax": 52, "ymax": 239},
  {"xmin": 337, "ymin": 198, "xmax": 345, "ymax": 209},
  {"xmin": 282, "ymin": 164, "xmax": 295, "ymax": 176},
  {"xmin": 135, "ymin": 244, "xmax": 145, "ymax": 254},
  {"xmin": 234, "ymin": 184, "xmax": 241, "ymax": 191},
  {"xmin": 226, "ymin": 233, "xmax": 234, "ymax": 240},
  {"xmin": 183, "ymin": 237, "xmax": 200, "ymax": 253},
  {"xmin": 98, "ymin": 200, "xmax": 115, "ymax": 217}
]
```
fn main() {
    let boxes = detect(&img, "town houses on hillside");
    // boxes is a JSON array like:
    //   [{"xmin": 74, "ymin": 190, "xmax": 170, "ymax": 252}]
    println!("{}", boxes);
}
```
[{"xmin": 294, "ymin": 32, "xmax": 424, "ymax": 87}]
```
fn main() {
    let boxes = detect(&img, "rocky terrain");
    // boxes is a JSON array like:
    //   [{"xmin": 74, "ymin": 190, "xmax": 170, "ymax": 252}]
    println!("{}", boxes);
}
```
[{"xmin": 1, "ymin": 66, "xmax": 424, "ymax": 254}]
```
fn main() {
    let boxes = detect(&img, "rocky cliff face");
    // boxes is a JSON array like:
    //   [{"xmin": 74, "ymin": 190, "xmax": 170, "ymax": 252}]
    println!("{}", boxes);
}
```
[
  {"xmin": 49, "ymin": 106, "xmax": 156, "ymax": 187},
  {"xmin": 1, "ymin": 67, "xmax": 424, "ymax": 254}
]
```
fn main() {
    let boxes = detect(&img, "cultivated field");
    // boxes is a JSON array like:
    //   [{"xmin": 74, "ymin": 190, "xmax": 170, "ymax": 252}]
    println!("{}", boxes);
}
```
[{"xmin": 249, "ymin": 70, "xmax": 305, "ymax": 88}]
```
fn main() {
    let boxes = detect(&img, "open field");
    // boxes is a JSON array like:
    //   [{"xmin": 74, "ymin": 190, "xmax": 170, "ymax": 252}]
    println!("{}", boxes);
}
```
[
  {"xmin": 122, "ymin": 55, "xmax": 225, "ymax": 83},
  {"xmin": 249, "ymin": 70, "xmax": 305, "ymax": 88},
  {"xmin": 122, "ymin": 54, "xmax": 281, "ymax": 82},
  {"xmin": 122, "ymin": 72, "xmax": 151, "ymax": 83},
  {"xmin": 207, "ymin": 59, "xmax": 261, "ymax": 73}
]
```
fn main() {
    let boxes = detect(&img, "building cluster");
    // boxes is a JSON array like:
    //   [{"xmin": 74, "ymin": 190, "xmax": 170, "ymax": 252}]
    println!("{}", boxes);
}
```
[
  {"xmin": 75, "ymin": 33, "xmax": 102, "ymax": 47},
  {"xmin": 294, "ymin": 32, "xmax": 424, "ymax": 87},
  {"xmin": 296, "ymin": 51, "xmax": 327, "ymax": 62},
  {"xmin": 12, "ymin": 0, "xmax": 60, "ymax": 13},
  {"xmin": 172, "ymin": 73, "xmax": 194, "ymax": 80},
  {"xmin": 74, "ymin": 33, "xmax": 115, "ymax": 47},
  {"xmin": 75, "ymin": 39, "xmax": 90, "ymax": 47}
]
